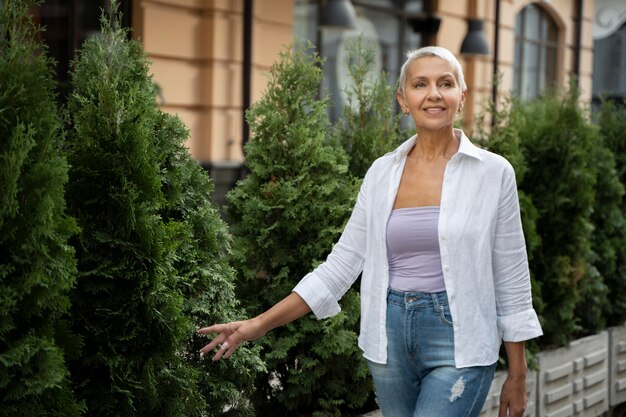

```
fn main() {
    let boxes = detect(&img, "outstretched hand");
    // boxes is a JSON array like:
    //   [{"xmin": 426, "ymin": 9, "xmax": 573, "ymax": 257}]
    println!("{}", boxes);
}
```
[
  {"xmin": 197, "ymin": 318, "xmax": 267, "ymax": 361},
  {"xmin": 198, "ymin": 292, "xmax": 311, "ymax": 361}
]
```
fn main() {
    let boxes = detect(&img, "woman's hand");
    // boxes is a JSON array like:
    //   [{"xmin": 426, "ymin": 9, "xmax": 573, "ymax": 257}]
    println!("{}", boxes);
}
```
[
  {"xmin": 498, "ymin": 373, "xmax": 527, "ymax": 417},
  {"xmin": 198, "ymin": 292, "xmax": 312, "ymax": 361},
  {"xmin": 197, "ymin": 317, "xmax": 267, "ymax": 361}
]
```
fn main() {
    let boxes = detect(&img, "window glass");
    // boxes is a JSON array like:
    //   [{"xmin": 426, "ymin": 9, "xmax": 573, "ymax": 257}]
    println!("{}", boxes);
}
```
[
  {"xmin": 513, "ymin": 3, "xmax": 558, "ymax": 100},
  {"xmin": 592, "ymin": 22, "xmax": 626, "ymax": 108},
  {"xmin": 293, "ymin": 0, "xmax": 423, "ymax": 121}
]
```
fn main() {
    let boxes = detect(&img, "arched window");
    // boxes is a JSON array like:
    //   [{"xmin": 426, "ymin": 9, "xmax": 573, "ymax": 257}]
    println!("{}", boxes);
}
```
[
  {"xmin": 592, "ymin": 22, "xmax": 626, "ymax": 107},
  {"xmin": 513, "ymin": 3, "xmax": 559, "ymax": 100}
]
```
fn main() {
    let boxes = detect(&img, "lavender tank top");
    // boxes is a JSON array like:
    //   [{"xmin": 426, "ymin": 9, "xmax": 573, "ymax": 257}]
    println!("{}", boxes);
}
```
[{"xmin": 386, "ymin": 206, "xmax": 446, "ymax": 292}]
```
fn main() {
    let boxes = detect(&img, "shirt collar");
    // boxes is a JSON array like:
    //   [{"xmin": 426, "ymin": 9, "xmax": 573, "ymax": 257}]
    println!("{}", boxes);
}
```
[{"xmin": 393, "ymin": 129, "xmax": 483, "ymax": 162}]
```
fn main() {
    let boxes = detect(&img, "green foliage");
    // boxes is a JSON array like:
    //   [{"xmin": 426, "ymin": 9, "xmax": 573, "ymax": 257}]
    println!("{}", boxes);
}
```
[
  {"xmin": 333, "ymin": 37, "xmax": 402, "ymax": 177},
  {"xmin": 517, "ymin": 87, "xmax": 603, "ymax": 347},
  {"xmin": 475, "ymin": 84, "xmax": 617, "ymax": 348},
  {"xmin": 594, "ymin": 99, "xmax": 626, "ymax": 325},
  {"xmin": 227, "ymin": 43, "xmax": 371, "ymax": 416},
  {"xmin": 64, "ymin": 6, "xmax": 206, "ymax": 416},
  {"xmin": 152, "ymin": 110, "xmax": 264, "ymax": 417},
  {"xmin": 0, "ymin": 1, "xmax": 83, "ymax": 416}
]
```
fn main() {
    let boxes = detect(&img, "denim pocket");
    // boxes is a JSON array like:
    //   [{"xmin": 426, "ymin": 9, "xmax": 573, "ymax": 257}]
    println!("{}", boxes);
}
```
[{"xmin": 437, "ymin": 304, "xmax": 454, "ymax": 326}]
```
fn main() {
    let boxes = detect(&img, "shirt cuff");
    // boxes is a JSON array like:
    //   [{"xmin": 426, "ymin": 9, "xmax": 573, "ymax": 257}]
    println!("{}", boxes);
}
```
[
  {"xmin": 293, "ymin": 273, "xmax": 341, "ymax": 319},
  {"xmin": 497, "ymin": 308, "xmax": 543, "ymax": 342}
]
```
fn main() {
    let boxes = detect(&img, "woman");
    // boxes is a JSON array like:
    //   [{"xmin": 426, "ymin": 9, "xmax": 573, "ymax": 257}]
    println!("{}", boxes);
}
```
[{"xmin": 198, "ymin": 46, "xmax": 543, "ymax": 417}]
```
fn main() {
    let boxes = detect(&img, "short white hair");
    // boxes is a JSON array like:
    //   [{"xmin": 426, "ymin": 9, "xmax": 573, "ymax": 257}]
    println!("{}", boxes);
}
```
[{"xmin": 397, "ymin": 46, "xmax": 467, "ymax": 96}]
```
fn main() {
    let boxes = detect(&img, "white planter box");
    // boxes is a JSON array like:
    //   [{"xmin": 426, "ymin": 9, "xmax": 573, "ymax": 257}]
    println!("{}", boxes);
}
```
[
  {"xmin": 609, "ymin": 324, "xmax": 626, "ymax": 408},
  {"xmin": 536, "ymin": 331, "xmax": 610, "ymax": 417}
]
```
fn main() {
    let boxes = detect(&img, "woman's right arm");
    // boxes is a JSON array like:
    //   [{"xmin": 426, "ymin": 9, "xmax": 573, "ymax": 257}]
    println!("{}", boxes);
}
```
[
  {"xmin": 199, "ymin": 167, "xmax": 376, "ymax": 360},
  {"xmin": 198, "ymin": 292, "xmax": 311, "ymax": 360}
]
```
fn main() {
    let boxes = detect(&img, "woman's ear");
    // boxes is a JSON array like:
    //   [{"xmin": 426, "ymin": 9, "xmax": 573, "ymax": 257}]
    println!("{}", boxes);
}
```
[
  {"xmin": 458, "ymin": 89, "xmax": 468, "ymax": 113},
  {"xmin": 396, "ymin": 90, "xmax": 408, "ymax": 114}
]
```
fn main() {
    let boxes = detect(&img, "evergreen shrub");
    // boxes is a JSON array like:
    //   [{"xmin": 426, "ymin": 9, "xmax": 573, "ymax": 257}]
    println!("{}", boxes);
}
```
[
  {"xmin": 227, "ymin": 43, "xmax": 371, "ymax": 417},
  {"xmin": 64, "ymin": 8, "xmax": 204, "ymax": 416},
  {"xmin": 0, "ymin": 1, "xmax": 83, "ymax": 416},
  {"xmin": 475, "ymin": 85, "xmax": 612, "ymax": 348},
  {"xmin": 153, "ymin": 111, "xmax": 264, "ymax": 417},
  {"xmin": 517, "ymin": 87, "xmax": 606, "ymax": 346},
  {"xmin": 594, "ymin": 99, "xmax": 626, "ymax": 326}
]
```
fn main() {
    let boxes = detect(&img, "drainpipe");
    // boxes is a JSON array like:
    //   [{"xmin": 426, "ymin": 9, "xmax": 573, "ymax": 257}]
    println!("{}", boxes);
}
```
[
  {"xmin": 242, "ymin": 0, "xmax": 253, "ymax": 152},
  {"xmin": 573, "ymin": 0, "xmax": 583, "ymax": 87},
  {"xmin": 492, "ymin": 0, "xmax": 500, "ymax": 107}
]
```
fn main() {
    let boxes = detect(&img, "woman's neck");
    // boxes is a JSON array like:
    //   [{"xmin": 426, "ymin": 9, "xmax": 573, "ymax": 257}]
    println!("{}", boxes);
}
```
[{"xmin": 411, "ymin": 128, "xmax": 459, "ymax": 161}]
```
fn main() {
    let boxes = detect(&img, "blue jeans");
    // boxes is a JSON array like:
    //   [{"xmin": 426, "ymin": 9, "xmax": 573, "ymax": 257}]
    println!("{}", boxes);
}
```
[{"xmin": 367, "ymin": 289, "xmax": 496, "ymax": 417}]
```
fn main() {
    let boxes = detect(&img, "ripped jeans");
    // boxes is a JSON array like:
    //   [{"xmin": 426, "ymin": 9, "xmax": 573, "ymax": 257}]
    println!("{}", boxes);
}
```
[{"xmin": 367, "ymin": 289, "xmax": 496, "ymax": 417}]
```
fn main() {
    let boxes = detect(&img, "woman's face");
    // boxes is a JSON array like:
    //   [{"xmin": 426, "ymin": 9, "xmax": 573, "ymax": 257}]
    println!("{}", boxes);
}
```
[{"xmin": 397, "ymin": 56, "xmax": 466, "ymax": 134}]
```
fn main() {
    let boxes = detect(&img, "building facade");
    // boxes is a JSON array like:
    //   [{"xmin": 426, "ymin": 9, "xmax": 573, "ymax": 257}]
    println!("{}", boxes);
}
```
[{"xmin": 35, "ymin": 0, "xmax": 599, "ymax": 202}]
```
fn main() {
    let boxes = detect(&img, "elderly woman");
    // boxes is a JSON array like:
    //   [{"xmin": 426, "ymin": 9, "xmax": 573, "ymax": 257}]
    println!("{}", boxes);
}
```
[{"xmin": 199, "ymin": 46, "xmax": 543, "ymax": 417}]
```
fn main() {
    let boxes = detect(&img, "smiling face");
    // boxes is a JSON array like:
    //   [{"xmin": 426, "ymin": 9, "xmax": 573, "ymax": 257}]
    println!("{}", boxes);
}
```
[{"xmin": 397, "ymin": 56, "xmax": 466, "ymax": 134}]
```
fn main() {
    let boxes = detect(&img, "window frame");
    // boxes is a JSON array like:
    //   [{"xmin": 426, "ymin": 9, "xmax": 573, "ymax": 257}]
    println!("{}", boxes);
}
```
[{"xmin": 513, "ymin": 3, "xmax": 560, "ymax": 100}]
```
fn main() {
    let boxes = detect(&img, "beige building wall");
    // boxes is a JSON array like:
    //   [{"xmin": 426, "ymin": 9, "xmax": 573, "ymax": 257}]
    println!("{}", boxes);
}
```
[
  {"xmin": 132, "ymin": 0, "xmax": 293, "ymax": 164},
  {"xmin": 132, "ymin": 0, "xmax": 594, "ymax": 164},
  {"xmin": 436, "ymin": 0, "xmax": 595, "ymax": 127}
]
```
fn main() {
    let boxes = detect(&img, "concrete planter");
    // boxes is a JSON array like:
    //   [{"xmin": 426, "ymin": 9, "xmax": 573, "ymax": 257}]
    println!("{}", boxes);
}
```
[
  {"xmin": 536, "ymin": 331, "xmax": 610, "ymax": 417},
  {"xmin": 610, "ymin": 325, "xmax": 626, "ymax": 409}
]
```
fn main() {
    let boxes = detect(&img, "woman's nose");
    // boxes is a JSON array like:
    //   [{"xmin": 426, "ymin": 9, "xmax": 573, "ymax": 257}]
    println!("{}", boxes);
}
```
[{"xmin": 427, "ymin": 86, "xmax": 442, "ymax": 100}]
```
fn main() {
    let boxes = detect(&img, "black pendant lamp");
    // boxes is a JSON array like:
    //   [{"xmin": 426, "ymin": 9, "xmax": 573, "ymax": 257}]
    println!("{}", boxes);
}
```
[
  {"xmin": 460, "ymin": 18, "xmax": 490, "ymax": 56},
  {"xmin": 319, "ymin": 0, "xmax": 357, "ymax": 30}
]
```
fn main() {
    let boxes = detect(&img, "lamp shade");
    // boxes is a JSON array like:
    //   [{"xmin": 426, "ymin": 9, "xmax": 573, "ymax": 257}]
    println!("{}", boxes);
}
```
[
  {"xmin": 406, "ymin": 12, "xmax": 442, "ymax": 35},
  {"xmin": 319, "ymin": 0, "xmax": 357, "ymax": 30},
  {"xmin": 460, "ymin": 18, "xmax": 490, "ymax": 56}
]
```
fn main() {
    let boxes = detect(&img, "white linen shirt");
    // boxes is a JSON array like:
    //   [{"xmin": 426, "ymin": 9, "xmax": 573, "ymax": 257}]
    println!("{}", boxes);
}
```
[{"xmin": 293, "ymin": 129, "xmax": 543, "ymax": 368}]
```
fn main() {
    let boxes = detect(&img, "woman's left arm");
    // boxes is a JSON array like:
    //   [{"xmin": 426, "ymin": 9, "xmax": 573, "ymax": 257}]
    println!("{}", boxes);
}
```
[
  {"xmin": 499, "ymin": 341, "xmax": 527, "ymax": 417},
  {"xmin": 492, "ymin": 164, "xmax": 543, "ymax": 341},
  {"xmin": 493, "ymin": 165, "xmax": 541, "ymax": 417}
]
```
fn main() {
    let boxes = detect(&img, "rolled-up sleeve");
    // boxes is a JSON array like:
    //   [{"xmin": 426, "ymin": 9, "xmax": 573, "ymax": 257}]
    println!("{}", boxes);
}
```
[
  {"xmin": 493, "ymin": 165, "xmax": 543, "ymax": 342},
  {"xmin": 293, "ymin": 175, "xmax": 369, "ymax": 319}
]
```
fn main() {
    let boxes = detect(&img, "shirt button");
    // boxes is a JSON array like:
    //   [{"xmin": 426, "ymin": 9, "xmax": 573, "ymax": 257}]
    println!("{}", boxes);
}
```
[
  {"xmin": 441, "ymin": 235, "xmax": 446, "ymax": 241},
  {"xmin": 444, "ymin": 266, "xmax": 450, "ymax": 272}
]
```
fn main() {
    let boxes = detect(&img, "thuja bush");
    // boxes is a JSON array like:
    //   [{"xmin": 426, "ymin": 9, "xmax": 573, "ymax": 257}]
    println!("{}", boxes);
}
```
[
  {"xmin": 476, "ymin": 85, "xmax": 608, "ymax": 348},
  {"xmin": 594, "ymin": 99, "xmax": 626, "ymax": 326},
  {"xmin": 332, "ymin": 37, "xmax": 402, "ymax": 178},
  {"xmin": 64, "ymin": 8, "xmax": 204, "ymax": 416},
  {"xmin": 227, "ymin": 43, "xmax": 371, "ymax": 417},
  {"xmin": 153, "ymin": 111, "xmax": 264, "ymax": 417},
  {"xmin": 0, "ymin": 1, "xmax": 83, "ymax": 416},
  {"xmin": 517, "ymin": 87, "xmax": 607, "ymax": 347},
  {"xmin": 582, "ymin": 133, "xmax": 622, "ymax": 334}
]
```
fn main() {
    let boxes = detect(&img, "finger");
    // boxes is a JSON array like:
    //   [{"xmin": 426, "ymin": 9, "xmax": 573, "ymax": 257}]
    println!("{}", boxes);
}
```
[
  {"xmin": 200, "ymin": 334, "xmax": 227, "ymax": 354},
  {"xmin": 497, "ymin": 402, "xmax": 507, "ymax": 417},
  {"xmin": 212, "ymin": 340, "xmax": 235, "ymax": 361},
  {"xmin": 197, "ymin": 324, "xmax": 226, "ymax": 334},
  {"xmin": 221, "ymin": 340, "xmax": 241, "ymax": 360}
]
